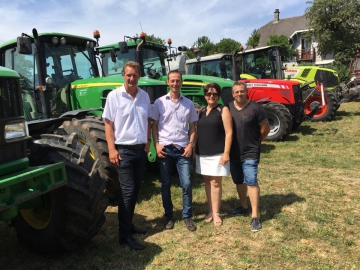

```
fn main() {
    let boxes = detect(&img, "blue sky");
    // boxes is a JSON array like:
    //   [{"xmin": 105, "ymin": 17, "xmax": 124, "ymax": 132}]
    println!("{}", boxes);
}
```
[{"xmin": 0, "ymin": 0, "xmax": 310, "ymax": 48}]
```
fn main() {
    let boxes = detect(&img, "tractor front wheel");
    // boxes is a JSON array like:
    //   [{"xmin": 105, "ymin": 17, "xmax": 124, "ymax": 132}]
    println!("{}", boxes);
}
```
[
  {"xmin": 303, "ymin": 89, "xmax": 338, "ymax": 122},
  {"xmin": 11, "ymin": 133, "xmax": 108, "ymax": 253},
  {"xmin": 57, "ymin": 116, "xmax": 120, "ymax": 205},
  {"xmin": 262, "ymin": 102, "xmax": 292, "ymax": 142}
]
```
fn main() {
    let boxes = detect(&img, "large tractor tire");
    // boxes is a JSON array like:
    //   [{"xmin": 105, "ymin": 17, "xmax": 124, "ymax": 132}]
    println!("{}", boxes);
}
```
[
  {"xmin": 11, "ymin": 132, "xmax": 109, "ymax": 253},
  {"xmin": 262, "ymin": 102, "xmax": 292, "ymax": 142},
  {"xmin": 57, "ymin": 116, "xmax": 120, "ymax": 204},
  {"xmin": 302, "ymin": 89, "xmax": 338, "ymax": 122}
]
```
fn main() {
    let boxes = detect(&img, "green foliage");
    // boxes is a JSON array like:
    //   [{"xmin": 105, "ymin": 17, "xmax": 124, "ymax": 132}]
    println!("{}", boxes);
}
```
[
  {"xmin": 247, "ymin": 29, "xmax": 261, "ymax": 48},
  {"xmin": 305, "ymin": 0, "xmax": 360, "ymax": 62},
  {"xmin": 216, "ymin": 38, "xmax": 241, "ymax": 54},
  {"xmin": 144, "ymin": 34, "xmax": 166, "ymax": 45},
  {"xmin": 267, "ymin": 34, "xmax": 295, "ymax": 61},
  {"xmin": 328, "ymin": 60, "xmax": 350, "ymax": 82}
]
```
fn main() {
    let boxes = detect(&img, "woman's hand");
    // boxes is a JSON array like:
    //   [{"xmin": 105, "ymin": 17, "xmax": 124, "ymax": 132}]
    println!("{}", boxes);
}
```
[{"xmin": 220, "ymin": 153, "xmax": 230, "ymax": 165}]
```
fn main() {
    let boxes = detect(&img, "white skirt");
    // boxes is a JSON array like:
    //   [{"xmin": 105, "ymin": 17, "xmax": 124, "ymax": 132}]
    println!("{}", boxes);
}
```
[{"xmin": 195, "ymin": 153, "xmax": 230, "ymax": 176}]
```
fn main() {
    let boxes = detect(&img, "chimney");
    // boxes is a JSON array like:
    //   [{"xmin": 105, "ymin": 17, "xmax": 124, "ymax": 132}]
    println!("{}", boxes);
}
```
[{"xmin": 274, "ymin": 9, "xmax": 280, "ymax": 23}]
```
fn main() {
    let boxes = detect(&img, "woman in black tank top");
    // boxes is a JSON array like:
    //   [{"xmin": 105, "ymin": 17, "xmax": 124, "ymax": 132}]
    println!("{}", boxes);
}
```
[{"xmin": 195, "ymin": 83, "xmax": 233, "ymax": 226}]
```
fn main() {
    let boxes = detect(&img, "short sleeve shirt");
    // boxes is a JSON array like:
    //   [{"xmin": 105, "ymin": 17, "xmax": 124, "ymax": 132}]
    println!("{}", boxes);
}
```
[
  {"xmin": 102, "ymin": 85, "xmax": 151, "ymax": 145},
  {"xmin": 152, "ymin": 93, "xmax": 198, "ymax": 148},
  {"xmin": 229, "ymin": 100, "xmax": 267, "ymax": 161}
]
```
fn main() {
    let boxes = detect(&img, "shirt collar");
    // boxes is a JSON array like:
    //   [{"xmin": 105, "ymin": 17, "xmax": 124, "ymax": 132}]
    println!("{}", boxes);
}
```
[{"xmin": 165, "ymin": 92, "xmax": 183, "ymax": 100}]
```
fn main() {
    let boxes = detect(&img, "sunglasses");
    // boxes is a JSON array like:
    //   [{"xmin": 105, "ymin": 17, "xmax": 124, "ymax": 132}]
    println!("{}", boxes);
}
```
[{"xmin": 205, "ymin": 92, "xmax": 219, "ymax": 97}]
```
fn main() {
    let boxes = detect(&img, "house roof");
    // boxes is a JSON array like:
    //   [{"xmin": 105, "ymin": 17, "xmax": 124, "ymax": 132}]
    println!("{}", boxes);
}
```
[{"xmin": 254, "ymin": 13, "xmax": 309, "ymax": 48}]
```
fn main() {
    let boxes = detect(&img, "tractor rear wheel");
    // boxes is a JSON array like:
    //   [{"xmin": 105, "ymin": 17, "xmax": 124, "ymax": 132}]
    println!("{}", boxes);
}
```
[
  {"xmin": 57, "ymin": 116, "xmax": 120, "ymax": 205},
  {"xmin": 11, "ymin": 132, "xmax": 109, "ymax": 253},
  {"xmin": 262, "ymin": 102, "xmax": 292, "ymax": 142},
  {"xmin": 303, "ymin": 89, "xmax": 338, "ymax": 122}
]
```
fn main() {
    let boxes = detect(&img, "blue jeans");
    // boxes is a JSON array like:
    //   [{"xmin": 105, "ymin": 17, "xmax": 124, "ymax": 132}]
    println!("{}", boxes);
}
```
[
  {"xmin": 116, "ymin": 144, "xmax": 147, "ymax": 239},
  {"xmin": 158, "ymin": 145, "xmax": 192, "ymax": 218},
  {"xmin": 230, "ymin": 159, "xmax": 259, "ymax": 186}
]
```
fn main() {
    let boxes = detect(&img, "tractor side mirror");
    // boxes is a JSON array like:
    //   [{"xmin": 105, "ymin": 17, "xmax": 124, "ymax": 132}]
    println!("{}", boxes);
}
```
[
  {"xmin": 17, "ymin": 36, "xmax": 32, "ymax": 54},
  {"xmin": 119, "ymin": 41, "xmax": 129, "ymax": 54},
  {"xmin": 110, "ymin": 49, "xmax": 117, "ymax": 63}
]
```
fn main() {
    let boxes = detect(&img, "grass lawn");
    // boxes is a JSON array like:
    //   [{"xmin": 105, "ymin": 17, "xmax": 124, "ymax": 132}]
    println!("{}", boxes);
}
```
[{"xmin": 0, "ymin": 103, "xmax": 359, "ymax": 270}]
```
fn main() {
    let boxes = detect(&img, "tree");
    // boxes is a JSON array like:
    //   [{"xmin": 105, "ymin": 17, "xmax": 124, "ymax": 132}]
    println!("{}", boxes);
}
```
[
  {"xmin": 130, "ymin": 33, "xmax": 165, "ymax": 45},
  {"xmin": 266, "ymin": 34, "xmax": 296, "ymax": 61},
  {"xmin": 144, "ymin": 34, "xmax": 166, "ymax": 45},
  {"xmin": 186, "ymin": 36, "xmax": 216, "ymax": 58},
  {"xmin": 215, "ymin": 38, "xmax": 242, "ymax": 54},
  {"xmin": 305, "ymin": 0, "xmax": 360, "ymax": 63},
  {"xmin": 247, "ymin": 29, "xmax": 261, "ymax": 49}
]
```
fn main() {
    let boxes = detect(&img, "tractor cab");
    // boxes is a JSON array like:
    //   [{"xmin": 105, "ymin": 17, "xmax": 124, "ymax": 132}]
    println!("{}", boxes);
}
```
[
  {"xmin": 0, "ymin": 30, "xmax": 99, "ymax": 120},
  {"xmin": 99, "ymin": 34, "xmax": 167, "ymax": 80}
]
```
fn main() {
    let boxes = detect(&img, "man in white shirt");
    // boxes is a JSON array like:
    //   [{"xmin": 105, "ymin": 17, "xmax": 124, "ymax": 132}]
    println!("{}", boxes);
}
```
[{"xmin": 103, "ymin": 61, "xmax": 151, "ymax": 250}]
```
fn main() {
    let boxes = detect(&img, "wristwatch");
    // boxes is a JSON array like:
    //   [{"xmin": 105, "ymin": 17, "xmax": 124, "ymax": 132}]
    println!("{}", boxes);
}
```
[{"xmin": 188, "ymin": 141, "xmax": 194, "ymax": 146}]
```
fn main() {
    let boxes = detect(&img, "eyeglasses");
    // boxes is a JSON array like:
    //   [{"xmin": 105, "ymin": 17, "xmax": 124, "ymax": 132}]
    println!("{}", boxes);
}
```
[{"xmin": 205, "ymin": 92, "xmax": 219, "ymax": 97}]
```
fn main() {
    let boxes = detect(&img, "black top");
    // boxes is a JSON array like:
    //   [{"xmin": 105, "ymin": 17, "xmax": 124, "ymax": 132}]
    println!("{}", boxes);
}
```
[
  {"xmin": 196, "ymin": 105, "xmax": 225, "ymax": 155},
  {"xmin": 228, "ymin": 100, "xmax": 267, "ymax": 161}
]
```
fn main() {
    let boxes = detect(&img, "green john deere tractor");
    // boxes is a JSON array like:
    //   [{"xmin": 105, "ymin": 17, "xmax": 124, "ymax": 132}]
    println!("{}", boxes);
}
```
[
  {"xmin": 0, "ymin": 29, "xmax": 167, "ymax": 205},
  {"xmin": 98, "ymin": 35, "xmax": 303, "ymax": 142},
  {"xmin": 0, "ymin": 66, "xmax": 109, "ymax": 253}
]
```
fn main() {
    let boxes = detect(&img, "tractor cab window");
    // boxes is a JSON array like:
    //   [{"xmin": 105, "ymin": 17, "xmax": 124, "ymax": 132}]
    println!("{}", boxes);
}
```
[
  {"xmin": 241, "ymin": 50, "xmax": 275, "ymax": 79},
  {"xmin": 142, "ymin": 48, "xmax": 166, "ymax": 79},
  {"xmin": 4, "ymin": 46, "xmax": 42, "ymax": 121},
  {"xmin": 102, "ymin": 46, "xmax": 166, "ymax": 78},
  {"xmin": 44, "ymin": 43, "xmax": 95, "ymax": 89}
]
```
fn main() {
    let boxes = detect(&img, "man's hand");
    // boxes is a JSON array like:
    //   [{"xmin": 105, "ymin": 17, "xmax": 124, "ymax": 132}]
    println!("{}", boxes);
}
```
[
  {"xmin": 109, "ymin": 148, "xmax": 121, "ymax": 167},
  {"xmin": 156, "ymin": 143, "xmax": 167, "ymax": 158},
  {"xmin": 182, "ymin": 144, "xmax": 193, "ymax": 158},
  {"xmin": 145, "ymin": 141, "xmax": 150, "ymax": 153}
]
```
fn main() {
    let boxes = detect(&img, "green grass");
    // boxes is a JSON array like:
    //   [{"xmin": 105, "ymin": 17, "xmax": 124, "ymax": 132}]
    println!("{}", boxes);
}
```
[{"xmin": 1, "ymin": 103, "xmax": 359, "ymax": 270}]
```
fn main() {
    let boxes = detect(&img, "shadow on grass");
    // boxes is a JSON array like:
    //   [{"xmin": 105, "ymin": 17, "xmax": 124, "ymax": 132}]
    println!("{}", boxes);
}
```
[
  {"xmin": 0, "ymin": 215, "xmax": 162, "ymax": 270},
  {"xmin": 261, "ymin": 144, "xmax": 276, "ymax": 153},
  {"xmin": 196, "ymin": 193, "xmax": 305, "ymax": 223},
  {"xmin": 333, "ymin": 107, "xmax": 360, "ymax": 119},
  {"xmin": 260, "ymin": 193, "xmax": 305, "ymax": 221}
]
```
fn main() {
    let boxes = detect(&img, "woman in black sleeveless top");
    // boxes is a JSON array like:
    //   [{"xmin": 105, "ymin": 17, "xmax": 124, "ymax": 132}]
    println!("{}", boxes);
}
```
[{"xmin": 195, "ymin": 83, "xmax": 233, "ymax": 226}]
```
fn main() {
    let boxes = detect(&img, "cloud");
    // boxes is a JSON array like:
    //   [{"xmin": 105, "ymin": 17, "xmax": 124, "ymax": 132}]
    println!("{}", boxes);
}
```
[{"xmin": 0, "ymin": 0, "xmax": 310, "ymax": 49}]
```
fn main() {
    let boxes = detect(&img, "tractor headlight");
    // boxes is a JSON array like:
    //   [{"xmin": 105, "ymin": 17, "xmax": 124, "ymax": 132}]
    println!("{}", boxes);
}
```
[
  {"xmin": 60, "ymin": 37, "xmax": 67, "ymax": 45},
  {"xmin": 4, "ymin": 120, "xmax": 29, "ymax": 142},
  {"xmin": 52, "ymin": 37, "xmax": 59, "ymax": 45}
]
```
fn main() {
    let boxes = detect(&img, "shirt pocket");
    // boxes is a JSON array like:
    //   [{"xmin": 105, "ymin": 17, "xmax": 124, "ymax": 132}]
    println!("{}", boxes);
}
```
[{"xmin": 243, "ymin": 116, "xmax": 253, "ymax": 125}]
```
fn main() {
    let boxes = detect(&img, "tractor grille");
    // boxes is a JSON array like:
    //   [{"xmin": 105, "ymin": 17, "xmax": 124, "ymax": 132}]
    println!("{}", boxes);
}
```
[
  {"xmin": 180, "ymin": 85, "xmax": 203, "ymax": 94},
  {"xmin": 0, "ymin": 78, "xmax": 27, "ymax": 163},
  {"xmin": 0, "ymin": 141, "xmax": 27, "ymax": 164},
  {"xmin": 0, "ymin": 78, "xmax": 22, "ymax": 118},
  {"xmin": 101, "ymin": 89, "xmax": 113, "ymax": 108},
  {"xmin": 300, "ymin": 68, "xmax": 311, "ymax": 78},
  {"xmin": 142, "ymin": 85, "xmax": 167, "ymax": 104}
]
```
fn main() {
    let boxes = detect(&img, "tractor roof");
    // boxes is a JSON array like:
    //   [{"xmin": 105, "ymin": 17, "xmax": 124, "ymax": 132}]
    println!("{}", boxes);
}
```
[
  {"xmin": 0, "ymin": 32, "xmax": 96, "ymax": 49},
  {"xmin": 0, "ymin": 66, "xmax": 20, "ymax": 78}
]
